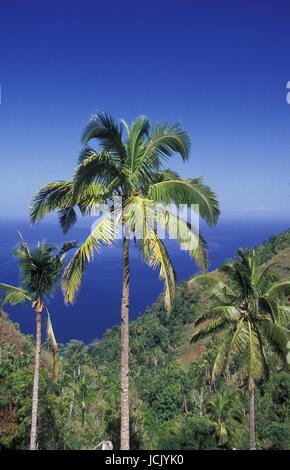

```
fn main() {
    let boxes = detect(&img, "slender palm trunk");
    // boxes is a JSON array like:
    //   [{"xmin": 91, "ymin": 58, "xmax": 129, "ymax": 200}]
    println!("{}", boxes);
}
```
[
  {"xmin": 30, "ymin": 303, "xmax": 42, "ymax": 450},
  {"xmin": 82, "ymin": 405, "xmax": 85, "ymax": 427},
  {"xmin": 249, "ymin": 387, "xmax": 256, "ymax": 450},
  {"xmin": 120, "ymin": 236, "xmax": 130, "ymax": 450}
]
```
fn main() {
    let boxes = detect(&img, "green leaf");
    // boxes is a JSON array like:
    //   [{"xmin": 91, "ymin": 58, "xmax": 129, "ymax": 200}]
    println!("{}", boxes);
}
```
[
  {"xmin": 30, "ymin": 181, "xmax": 74, "ymax": 224},
  {"xmin": 0, "ymin": 283, "xmax": 31, "ymax": 306},
  {"xmin": 147, "ymin": 177, "xmax": 220, "ymax": 226},
  {"xmin": 62, "ymin": 209, "xmax": 121, "ymax": 303},
  {"xmin": 142, "ymin": 233, "xmax": 176, "ymax": 312},
  {"xmin": 81, "ymin": 111, "xmax": 126, "ymax": 163},
  {"xmin": 190, "ymin": 318, "xmax": 228, "ymax": 344},
  {"xmin": 133, "ymin": 122, "xmax": 191, "ymax": 179}
]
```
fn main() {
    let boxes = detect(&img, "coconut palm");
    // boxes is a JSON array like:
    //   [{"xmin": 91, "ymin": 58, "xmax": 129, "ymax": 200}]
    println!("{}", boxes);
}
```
[
  {"xmin": 205, "ymin": 389, "xmax": 244, "ymax": 448},
  {"xmin": 0, "ymin": 239, "xmax": 77, "ymax": 450},
  {"xmin": 190, "ymin": 249, "xmax": 290, "ymax": 450},
  {"xmin": 30, "ymin": 112, "xmax": 220, "ymax": 449}
]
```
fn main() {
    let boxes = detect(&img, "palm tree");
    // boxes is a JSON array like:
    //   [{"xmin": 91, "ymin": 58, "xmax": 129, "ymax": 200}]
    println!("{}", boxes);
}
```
[
  {"xmin": 30, "ymin": 112, "xmax": 220, "ymax": 449},
  {"xmin": 66, "ymin": 373, "xmax": 90, "ymax": 427},
  {"xmin": 190, "ymin": 249, "xmax": 290, "ymax": 450},
  {"xmin": 205, "ymin": 389, "xmax": 244, "ymax": 448},
  {"xmin": 0, "ymin": 239, "xmax": 77, "ymax": 450}
]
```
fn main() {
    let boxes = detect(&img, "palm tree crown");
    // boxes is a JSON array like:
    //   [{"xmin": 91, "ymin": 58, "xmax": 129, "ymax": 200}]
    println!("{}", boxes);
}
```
[
  {"xmin": 30, "ymin": 112, "xmax": 220, "ymax": 306},
  {"xmin": 190, "ymin": 249, "xmax": 290, "ymax": 388},
  {"xmin": 206, "ymin": 389, "xmax": 244, "ymax": 447},
  {"xmin": 0, "ymin": 239, "xmax": 78, "ymax": 370},
  {"xmin": 0, "ymin": 240, "xmax": 78, "ymax": 306}
]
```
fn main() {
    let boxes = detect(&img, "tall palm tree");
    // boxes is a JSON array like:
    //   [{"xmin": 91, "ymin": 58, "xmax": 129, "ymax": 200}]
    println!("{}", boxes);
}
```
[
  {"xmin": 0, "ymin": 239, "xmax": 77, "ymax": 450},
  {"xmin": 30, "ymin": 112, "xmax": 220, "ymax": 449},
  {"xmin": 190, "ymin": 249, "xmax": 290, "ymax": 450}
]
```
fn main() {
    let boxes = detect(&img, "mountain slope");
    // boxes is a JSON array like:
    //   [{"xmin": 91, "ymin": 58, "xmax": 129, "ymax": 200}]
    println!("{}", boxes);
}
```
[
  {"xmin": 0, "ymin": 228, "xmax": 289, "ymax": 450},
  {"xmin": 176, "ymin": 239, "xmax": 290, "ymax": 369}
]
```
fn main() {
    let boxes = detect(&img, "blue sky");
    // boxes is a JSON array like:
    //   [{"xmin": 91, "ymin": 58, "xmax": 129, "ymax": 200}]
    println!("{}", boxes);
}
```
[{"xmin": 1, "ymin": 0, "xmax": 290, "ymax": 219}]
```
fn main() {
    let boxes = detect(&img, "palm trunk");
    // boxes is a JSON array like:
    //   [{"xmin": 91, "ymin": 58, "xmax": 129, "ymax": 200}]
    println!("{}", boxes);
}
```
[
  {"xmin": 30, "ymin": 303, "xmax": 42, "ymax": 450},
  {"xmin": 82, "ymin": 405, "xmax": 85, "ymax": 427},
  {"xmin": 120, "ymin": 236, "xmax": 130, "ymax": 450},
  {"xmin": 69, "ymin": 369, "xmax": 76, "ymax": 420},
  {"xmin": 249, "ymin": 387, "xmax": 256, "ymax": 450}
]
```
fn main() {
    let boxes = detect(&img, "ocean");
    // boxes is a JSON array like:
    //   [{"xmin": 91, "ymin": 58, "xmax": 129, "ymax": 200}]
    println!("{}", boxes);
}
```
[{"xmin": 0, "ymin": 215, "xmax": 289, "ymax": 344}]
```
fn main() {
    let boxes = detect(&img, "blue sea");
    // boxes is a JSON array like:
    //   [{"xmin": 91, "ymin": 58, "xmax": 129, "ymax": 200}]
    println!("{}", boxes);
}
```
[{"xmin": 0, "ymin": 215, "xmax": 289, "ymax": 344}]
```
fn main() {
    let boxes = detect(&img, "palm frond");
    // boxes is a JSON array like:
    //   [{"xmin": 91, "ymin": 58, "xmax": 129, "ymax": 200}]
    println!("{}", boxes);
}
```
[
  {"xmin": 244, "ymin": 322, "xmax": 265, "ymax": 386},
  {"xmin": 58, "ymin": 240, "xmax": 78, "ymax": 257},
  {"xmin": 194, "ymin": 305, "xmax": 240, "ymax": 327},
  {"xmin": 265, "ymin": 281, "xmax": 290, "ymax": 299},
  {"xmin": 30, "ymin": 181, "xmax": 75, "ymax": 224},
  {"xmin": 74, "ymin": 147, "xmax": 121, "ymax": 190},
  {"xmin": 58, "ymin": 207, "xmax": 77, "ymax": 234},
  {"xmin": 124, "ymin": 196, "xmax": 208, "ymax": 271},
  {"xmin": 255, "ymin": 262, "xmax": 278, "ymax": 293},
  {"xmin": 151, "ymin": 169, "xmax": 181, "ymax": 182},
  {"xmin": 212, "ymin": 320, "xmax": 249, "ymax": 383},
  {"xmin": 226, "ymin": 320, "xmax": 249, "ymax": 355},
  {"xmin": 13, "ymin": 240, "xmax": 31, "ymax": 260},
  {"xmin": 62, "ymin": 210, "xmax": 121, "ymax": 303},
  {"xmin": 190, "ymin": 318, "xmax": 229, "ymax": 344},
  {"xmin": 211, "ymin": 330, "xmax": 236, "ymax": 381},
  {"xmin": 258, "ymin": 319, "xmax": 289, "ymax": 365},
  {"xmin": 127, "ymin": 116, "xmax": 150, "ymax": 171},
  {"xmin": 278, "ymin": 305, "xmax": 290, "ymax": 322},
  {"xmin": 76, "ymin": 182, "xmax": 112, "ymax": 214},
  {"xmin": 134, "ymin": 122, "xmax": 191, "ymax": 178},
  {"xmin": 142, "ymin": 232, "xmax": 176, "ymax": 312},
  {"xmin": 45, "ymin": 306, "xmax": 59, "ymax": 382},
  {"xmin": 190, "ymin": 274, "xmax": 236, "ymax": 301},
  {"xmin": 81, "ymin": 111, "xmax": 126, "ymax": 163},
  {"xmin": 258, "ymin": 296, "xmax": 280, "ymax": 323},
  {"xmin": 146, "ymin": 177, "xmax": 220, "ymax": 226},
  {"xmin": 0, "ymin": 284, "xmax": 31, "ymax": 306}
]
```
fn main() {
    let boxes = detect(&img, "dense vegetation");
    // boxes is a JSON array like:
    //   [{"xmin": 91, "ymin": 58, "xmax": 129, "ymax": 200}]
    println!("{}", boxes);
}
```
[
  {"xmin": 247, "ymin": 229, "xmax": 290, "ymax": 265},
  {"xmin": 0, "ymin": 229, "xmax": 289, "ymax": 450}
]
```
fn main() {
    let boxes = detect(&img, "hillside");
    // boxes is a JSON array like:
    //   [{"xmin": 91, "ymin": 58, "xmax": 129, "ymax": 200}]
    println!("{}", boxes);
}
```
[
  {"xmin": 176, "ymin": 241, "xmax": 290, "ymax": 369},
  {"xmin": 0, "ymin": 313, "xmax": 29, "ymax": 352},
  {"xmin": 0, "ymin": 228, "xmax": 289, "ymax": 450}
]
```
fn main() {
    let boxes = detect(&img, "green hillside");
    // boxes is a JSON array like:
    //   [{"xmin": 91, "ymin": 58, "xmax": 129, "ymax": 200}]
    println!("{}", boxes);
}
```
[{"xmin": 0, "ymin": 229, "xmax": 289, "ymax": 450}]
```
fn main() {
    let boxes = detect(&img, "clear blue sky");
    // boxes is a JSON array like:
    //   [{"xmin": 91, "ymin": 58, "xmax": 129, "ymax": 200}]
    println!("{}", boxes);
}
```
[{"xmin": 1, "ymin": 0, "xmax": 290, "ymax": 219}]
